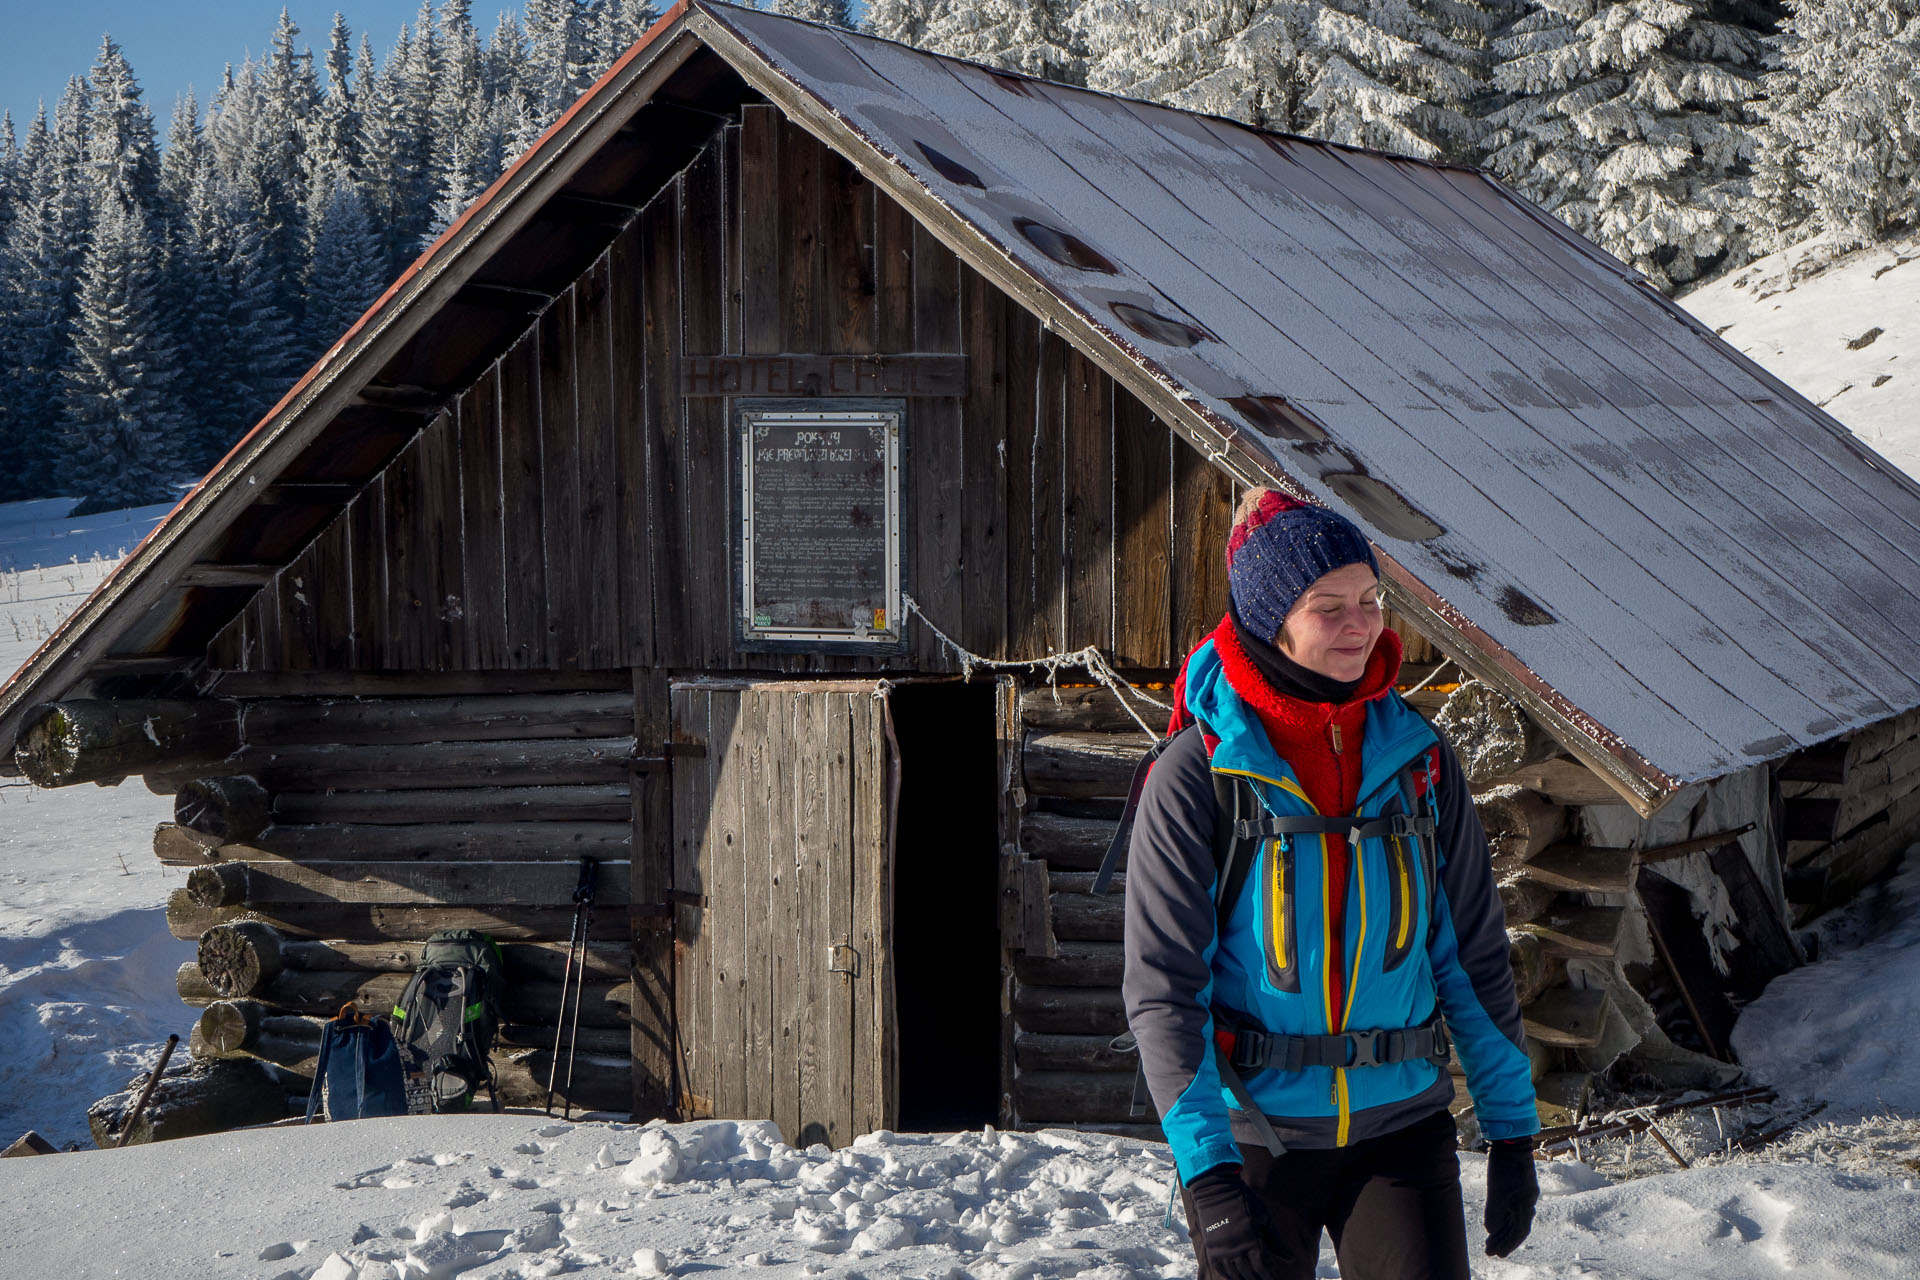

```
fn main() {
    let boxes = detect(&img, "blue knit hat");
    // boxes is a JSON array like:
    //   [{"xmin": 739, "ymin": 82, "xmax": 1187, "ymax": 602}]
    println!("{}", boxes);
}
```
[{"xmin": 1226, "ymin": 490, "xmax": 1379, "ymax": 643}]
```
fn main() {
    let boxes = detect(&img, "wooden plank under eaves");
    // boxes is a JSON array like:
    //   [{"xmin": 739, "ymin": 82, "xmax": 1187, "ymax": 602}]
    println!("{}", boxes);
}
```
[
  {"xmin": 1514, "ymin": 906, "xmax": 1625, "ymax": 959},
  {"xmin": 1521, "ymin": 844, "xmax": 1638, "ymax": 894},
  {"xmin": 1522, "ymin": 987, "xmax": 1610, "ymax": 1049}
]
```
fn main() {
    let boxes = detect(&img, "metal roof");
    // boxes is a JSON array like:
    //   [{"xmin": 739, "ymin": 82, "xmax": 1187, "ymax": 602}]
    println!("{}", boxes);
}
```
[{"xmin": 6, "ymin": 1, "xmax": 1920, "ymax": 816}]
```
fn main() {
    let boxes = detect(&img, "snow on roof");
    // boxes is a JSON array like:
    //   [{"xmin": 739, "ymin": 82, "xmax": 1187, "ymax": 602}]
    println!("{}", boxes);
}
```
[{"xmin": 693, "ymin": 3, "xmax": 1920, "ymax": 799}]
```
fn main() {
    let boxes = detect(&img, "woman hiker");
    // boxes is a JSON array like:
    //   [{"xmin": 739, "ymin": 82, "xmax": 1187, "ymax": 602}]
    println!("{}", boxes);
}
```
[{"xmin": 1123, "ymin": 488, "xmax": 1541, "ymax": 1280}]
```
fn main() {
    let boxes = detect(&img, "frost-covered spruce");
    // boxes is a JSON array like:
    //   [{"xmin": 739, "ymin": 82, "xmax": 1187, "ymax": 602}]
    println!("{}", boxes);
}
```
[
  {"xmin": 61, "ymin": 199, "xmax": 188, "ymax": 514},
  {"xmin": 1761, "ymin": 0, "xmax": 1920, "ymax": 250},
  {"xmin": 773, "ymin": 0, "xmax": 854, "ymax": 27},
  {"xmin": 1075, "ymin": 0, "xmax": 1500, "ymax": 158},
  {"xmin": 1485, "ymin": 0, "xmax": 1775, "ymax": 291},
  {"xmin": 1075, "ymin": 0, "xmax": 1307, "ymax": 128},
  {"xmin": 1296, "ymin": 0, "xmax": 1508, "ymax": 163},
  {"xmin": 865, "ymin": 0, "xmax": 928, "ymax": 46},
  {"xmin": 920, "ymin": 0, "xmax": 1084, "ymax": 83}
]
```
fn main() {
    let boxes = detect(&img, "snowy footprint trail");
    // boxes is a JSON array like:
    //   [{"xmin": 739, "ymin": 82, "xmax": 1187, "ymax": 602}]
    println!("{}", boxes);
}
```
[
  {"xmin": 1, "ymin": 1115, "xmax": 1202, "ymax": 1280},
  {"xmin": 7, "ymin": 1113, "xmax": 1920, "ymax": 1280}
]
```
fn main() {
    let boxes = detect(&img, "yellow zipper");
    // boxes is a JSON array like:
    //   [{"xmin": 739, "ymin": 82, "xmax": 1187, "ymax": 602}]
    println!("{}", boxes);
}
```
[
  {"xmin": 1337, "ymin": 834, "xmax": 1369, "ymax": 1147},
  {"xmin": 1393, "ymin": 837, "xmax": 1411, "ymax": 950},
  {"xmin": 1270, "ymin": 838, "xmax": 1287, "ymax": 961},
  {"xmin": 1213, "ymin": 766, "xmax": 1315, "ymax": 811}
]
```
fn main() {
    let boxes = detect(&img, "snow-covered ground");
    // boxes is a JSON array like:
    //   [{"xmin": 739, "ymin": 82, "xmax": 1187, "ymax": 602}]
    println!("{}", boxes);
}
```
[
  {"xmin": 1677, "ymin": 229, "xmax": 1920, "ymax": 481},
  {"xmin": 0, "ymin": 497, "xmax": 187, "ymax": 1150},
  {"xmin": 7, "ymin": 248, "xmax": 1920, "ymax": 1277}
]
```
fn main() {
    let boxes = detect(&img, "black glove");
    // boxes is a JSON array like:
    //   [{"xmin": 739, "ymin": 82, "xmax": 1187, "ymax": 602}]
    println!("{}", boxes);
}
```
[
  {"xmin": 1483, "ymin": 1136, "xmax": 1539, "ymax": 1257},
  {"xmin": 1186, "ymin": 1165, "xmax": 1276, "ymax": 1280}
]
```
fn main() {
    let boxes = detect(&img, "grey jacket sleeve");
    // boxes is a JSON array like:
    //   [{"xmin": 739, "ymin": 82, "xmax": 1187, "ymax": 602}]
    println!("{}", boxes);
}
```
[
  {"xmin": 1120, "ymin": 728, "xmax": 1244, "ymax": 1180},
  {"xmin": 1424, "ymin": 730, "xmax": 1541, "ymax": 1138}
]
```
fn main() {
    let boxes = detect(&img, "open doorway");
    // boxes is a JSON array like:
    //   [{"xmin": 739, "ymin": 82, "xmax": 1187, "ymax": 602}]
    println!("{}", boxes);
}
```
[{"xmin": 888, "ymin": 679, "xmax": 1001, "ymax": 1132}]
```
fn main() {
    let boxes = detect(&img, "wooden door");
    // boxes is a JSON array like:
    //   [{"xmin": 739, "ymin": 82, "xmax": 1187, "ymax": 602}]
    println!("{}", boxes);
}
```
[{"xmin": 669, "ymin": 680, "xmax": 896, "ymax": 1147}]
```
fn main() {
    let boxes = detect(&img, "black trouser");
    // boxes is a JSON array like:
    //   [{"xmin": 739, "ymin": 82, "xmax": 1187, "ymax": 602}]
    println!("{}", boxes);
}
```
[{"xmin": 1181, "ymin": 1108, "xmax": 1469, "ymax": 1280}]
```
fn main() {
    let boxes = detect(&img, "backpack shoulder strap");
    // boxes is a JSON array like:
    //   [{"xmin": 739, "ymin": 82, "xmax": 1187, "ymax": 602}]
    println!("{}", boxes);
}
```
[{"xmin": 1092, "ymin": 725, "xmax": 1193, "ymax": 896}]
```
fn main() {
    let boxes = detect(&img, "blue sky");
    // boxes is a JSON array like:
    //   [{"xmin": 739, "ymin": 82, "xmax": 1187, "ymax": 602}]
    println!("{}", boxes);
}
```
[{"xmin": 3, "ymin": 3, "xmax": 520, "ymax": 133}]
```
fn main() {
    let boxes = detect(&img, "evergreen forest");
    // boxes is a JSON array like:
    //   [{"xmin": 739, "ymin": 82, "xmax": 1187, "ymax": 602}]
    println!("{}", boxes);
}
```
[{"xmin": 1, "ymin": 0, "xmax": 1915, "ymax": 510}]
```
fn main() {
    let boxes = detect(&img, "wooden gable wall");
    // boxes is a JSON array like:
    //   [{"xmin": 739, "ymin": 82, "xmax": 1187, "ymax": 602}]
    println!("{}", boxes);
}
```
[{"xmin": 208, "ymin": 105, "xmax": 1234, "ymax": 680}]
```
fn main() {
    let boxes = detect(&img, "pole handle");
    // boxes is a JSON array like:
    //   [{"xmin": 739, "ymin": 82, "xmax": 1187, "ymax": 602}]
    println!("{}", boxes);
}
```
[{"xmin": 117, "ymin": 1033, "xmax": 181, "ymax": 1148}]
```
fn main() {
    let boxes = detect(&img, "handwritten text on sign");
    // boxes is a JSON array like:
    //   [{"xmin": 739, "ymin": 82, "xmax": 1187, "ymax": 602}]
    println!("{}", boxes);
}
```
[{"xmin": 685, "ymin": 355, "xmax": 965, "ymax": 398}]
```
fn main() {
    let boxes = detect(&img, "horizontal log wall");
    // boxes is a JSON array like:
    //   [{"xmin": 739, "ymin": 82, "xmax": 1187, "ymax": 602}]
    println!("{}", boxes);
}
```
[
  {"xmin": 208, "ymin": 107, "xmax": 1235, "ymax": 680},
  {"xmin": 164, "ymin": 686, "xmax": 635, "ymax": 1115},
  {"xmin": 1785, "ymin": 706, "xmax": 1920, "ymax": 919}
]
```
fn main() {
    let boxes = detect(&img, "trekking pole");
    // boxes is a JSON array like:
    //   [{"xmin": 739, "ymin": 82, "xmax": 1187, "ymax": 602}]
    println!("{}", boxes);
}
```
[
  {"xmin": 116, "ymin": 1033, "xmax": 180, "ymax": 1148},
  {"xmin": 545, "ymin": 857, "xmax": 598, "ymax": 1116},
  {"xmin": 559, "ymin": 857, "xmax": 599, "ymax": 1119}
]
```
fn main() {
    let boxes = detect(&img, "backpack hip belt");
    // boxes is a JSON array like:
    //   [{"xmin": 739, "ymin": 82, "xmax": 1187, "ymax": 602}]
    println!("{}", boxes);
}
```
[{"xmin": 1219, "ymin": 1011, "xmax": 1451, "ymax": 1074}]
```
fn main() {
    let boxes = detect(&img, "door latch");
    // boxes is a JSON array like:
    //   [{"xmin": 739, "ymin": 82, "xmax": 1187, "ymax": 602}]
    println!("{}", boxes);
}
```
[{"xmin": 827, "ymin": 937, "xmax": 861, "ymax": 978}]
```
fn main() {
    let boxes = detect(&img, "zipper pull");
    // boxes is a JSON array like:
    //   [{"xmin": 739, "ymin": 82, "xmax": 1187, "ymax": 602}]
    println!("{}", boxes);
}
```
[{"xmin": 1330, "ymin": 723, "xmax": 1344, "ymax": 754}]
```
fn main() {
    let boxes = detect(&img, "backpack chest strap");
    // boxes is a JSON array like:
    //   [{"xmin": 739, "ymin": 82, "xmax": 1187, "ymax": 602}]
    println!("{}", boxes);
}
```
[{"xmin": 1234, "ymin": 811, "xmax": 1435, "ymax": 846}]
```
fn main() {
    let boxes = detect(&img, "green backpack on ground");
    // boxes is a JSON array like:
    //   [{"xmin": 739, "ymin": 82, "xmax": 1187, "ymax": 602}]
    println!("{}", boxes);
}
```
[{"xmin": 390, "ymin": 929, "xmax": 507, "ymax": 1112}]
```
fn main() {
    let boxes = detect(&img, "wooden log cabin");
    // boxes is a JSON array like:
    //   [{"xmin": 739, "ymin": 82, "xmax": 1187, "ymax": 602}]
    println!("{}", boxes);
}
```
[{"xmin": 7, "ymin": 2, "xmax": 1920, "ymax": 1142}]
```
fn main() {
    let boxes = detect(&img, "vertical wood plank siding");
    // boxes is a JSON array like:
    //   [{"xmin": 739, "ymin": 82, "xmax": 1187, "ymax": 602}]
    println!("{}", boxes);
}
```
[{"xmin": 211, "ymin": 118, "xmax": 1231, "ymax": 677}]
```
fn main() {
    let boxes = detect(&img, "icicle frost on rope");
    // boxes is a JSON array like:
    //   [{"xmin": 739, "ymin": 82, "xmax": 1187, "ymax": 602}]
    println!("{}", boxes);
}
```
[{"xmin": 899, "ymin": 593, "xmax": 1167, "ymax": 743}]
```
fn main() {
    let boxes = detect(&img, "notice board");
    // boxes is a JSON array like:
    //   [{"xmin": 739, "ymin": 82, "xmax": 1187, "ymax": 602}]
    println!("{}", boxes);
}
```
[{"xmin": 737, "ymin": 402, "xmax": 902, "ymax": 649}]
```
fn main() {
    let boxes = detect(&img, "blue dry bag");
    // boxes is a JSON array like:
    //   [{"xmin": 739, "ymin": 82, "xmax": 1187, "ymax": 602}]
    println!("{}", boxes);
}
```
[{"xmin": 305, "ymin": 1003, "xmax": 408, "ymax": 1122}]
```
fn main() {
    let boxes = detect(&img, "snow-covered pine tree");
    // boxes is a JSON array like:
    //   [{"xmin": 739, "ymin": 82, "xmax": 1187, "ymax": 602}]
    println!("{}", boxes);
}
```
[
  {"xmin": 60, "ymin": 197, "xmax": 186, "ymax": 514},
  {"xmin": 308, "ymin": 14, "xmax": 362, "ymax": 185},
  {"xmin": 156, "ymin": 90, "xmax": 235, "ymax": 472},
  {"xmin": 0, "ymin": 111, "xmax": 16, "ymax": 242},
  {"xmin": 82, "ymin": 36, "xmax": 162, "ymax": 213},
  {"xmin": 1763, "ymin": 0, "xmax": 1920, "ymax": 248},
  {"xmin": 772, "ymin": 0, "xmax": 853, "ymax": 27},
  {"xmin": 254, "ymin": 10, "xmax": 320, "ymax": 338},
  {"xmin": 1296, "ymin": 0, "xmax": 1508, "ymax": 163},
  {"xmin": 201, "ymin": 180, "xmax": 301, "ymax": 455},
  {"xmin": 357, "ymin": 18, "xmax": 435, "ymax": 272},
  {"xmin": 1485, "ymin": 0, "xmax": 1779, "ymax": 290},
  {"xmin": 487, "ymin": 10, "xmax": 544, "ymax": 159},
  {"xmin": 430, "ymin": 0, "xmax": 499, "ymax": 242},
  {"xmin": 525, "ymin": 0, "xmax": 591, "ymax": 120},
  {"xmin": 1075, "ymin": 0, "xmax": 1306, "ymax": 128},
  {"xmin": 864, "ymin": 0, "xmax": 926, "ymax": 45},
  {"xmin": 305, "ymin": 167, "xmax": 385, "ymax": 352},
  {"xmin": 587, "ymin": 0, "xmax": 661, "ymax": 57},
  {"xmin": 0, "ymin": 84, "xmax": 95, "ymax": 499},
  {"xmin": 919, "ymin": 0, "xmax": 1082, "ymax": 81}
]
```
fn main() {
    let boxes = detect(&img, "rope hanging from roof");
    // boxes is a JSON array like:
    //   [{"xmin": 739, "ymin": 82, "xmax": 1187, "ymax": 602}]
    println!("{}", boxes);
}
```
[{"xmin": 900, "ymin": 593, "xmax": 1167, "ymax": 744}]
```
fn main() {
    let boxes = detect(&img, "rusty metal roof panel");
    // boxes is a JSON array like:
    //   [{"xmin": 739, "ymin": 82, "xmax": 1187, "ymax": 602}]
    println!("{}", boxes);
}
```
[{"xmin": 694, "ymin": 3, "xmax": 1920, "ymax": 797}]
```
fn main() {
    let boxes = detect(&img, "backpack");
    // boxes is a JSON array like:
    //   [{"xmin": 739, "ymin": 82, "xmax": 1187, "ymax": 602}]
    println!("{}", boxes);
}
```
[
  {"xmin": 305, "ymin": 1003, "xmax": 409, "ymax": 1122},
  {"xmin": 389, "ymin": 929, "xmax": 507, "ymax": 1112},
  {"xmin": 1095, "ymin": 722, "xmax": 1446, "ymax": 1152}
]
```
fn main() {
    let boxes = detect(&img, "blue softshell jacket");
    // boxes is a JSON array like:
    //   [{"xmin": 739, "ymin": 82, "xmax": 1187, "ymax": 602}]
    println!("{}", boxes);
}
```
[{"xmin": 1122, "ymin": 639, "xmax": 1541, "ymax": 1183}]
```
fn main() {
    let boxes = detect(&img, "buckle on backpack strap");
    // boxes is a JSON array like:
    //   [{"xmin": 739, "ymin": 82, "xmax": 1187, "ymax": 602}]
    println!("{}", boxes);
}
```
[
  {"xmin": 1228, "ymin": 1028, "xmax": 1269, "ymax": 1072},
  {"xmin": 1346, "ymin": 1028, "xmax": 1387, "ymax": 1069}
]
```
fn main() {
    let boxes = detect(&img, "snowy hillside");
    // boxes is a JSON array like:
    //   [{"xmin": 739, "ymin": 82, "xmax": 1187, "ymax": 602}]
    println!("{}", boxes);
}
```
[{"xmin": 1677, "ymin": 230, "xmax": 1920, "ymax": 482}]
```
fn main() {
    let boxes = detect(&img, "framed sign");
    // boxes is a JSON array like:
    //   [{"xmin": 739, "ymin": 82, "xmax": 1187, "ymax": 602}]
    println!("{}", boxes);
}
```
[{"xmin": 737, "ymin": 400, "xmax": 903, "ymax": 649}]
